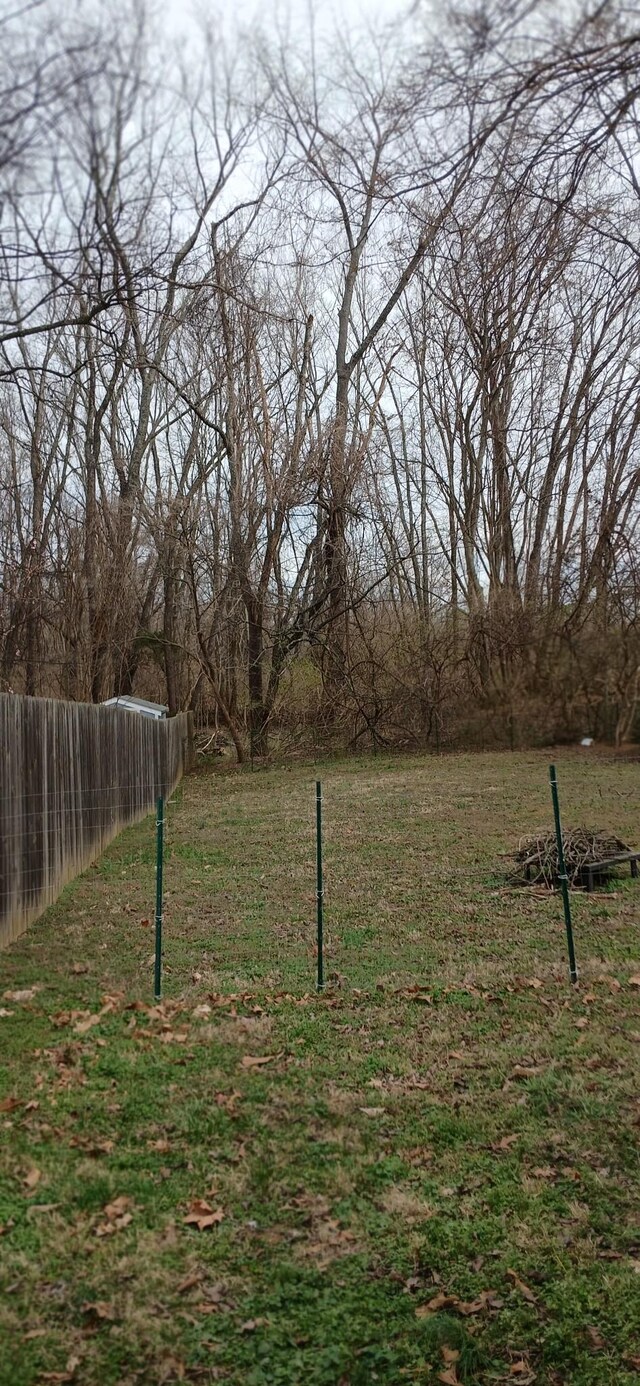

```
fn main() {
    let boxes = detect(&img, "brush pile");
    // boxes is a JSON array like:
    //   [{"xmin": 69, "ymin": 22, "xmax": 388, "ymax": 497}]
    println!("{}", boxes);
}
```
[{"xmin": 512, "ymin": 828, "xmax": 630, "ymax": 888}]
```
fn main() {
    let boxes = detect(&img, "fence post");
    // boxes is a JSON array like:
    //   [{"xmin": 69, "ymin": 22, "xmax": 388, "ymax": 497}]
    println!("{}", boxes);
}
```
[
  {"xmin": 549, "ymin": 764, "xmax": 578, "ymax": 985},
  {"xmin": 154, "ymin": 796, "xmax": 165, "ymax": 1001},
  {"xmin": 316, "ymin": 780, "xmax": 324, "ymax": 992}
]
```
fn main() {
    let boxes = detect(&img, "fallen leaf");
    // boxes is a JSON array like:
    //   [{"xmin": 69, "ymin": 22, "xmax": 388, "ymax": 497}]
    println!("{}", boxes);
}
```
[
  {"xmin": 507, "ymin": 1268, "xmax": 538, "ymax": 1303},
  {"xmin": 586, "ymin": 1327, "xmax": 605, "ymax": 1351},
  {"xmin": 574, "ymin": 1017, "xmax": 588, "ymax": 1029},
  {"xmin": 510, "ymin": 1364, "xmax": 534, "ymax": 1378},
  {"xmin": 74, "ymin": 1014, "xmax": 101, "ymax": 1036},
  {"xmin": 81, "ymin": 1300, "xmax": 116, "ymax": 1321},
  {"xmin": 69, "ymin": 1136, "xmax": 114, "ymax": 1156},
  {"xmin": 437, "ymin": 1371, "xmax": 459, "ymax": 1385},
  {"xmin": 532, "ymin": 1166, "xmax": 555, "ymax": 1179},
  {"xmin": 23, "ymin": 1166, "xmax": 42, "ymax": 1191},
  {"xmin": 239, "ymin": 1318, "xmax": 269, "ymax": 1332},
  {"xmin": 71, "ymin": 964, "xmax": 89, "ymax": 975},
  {"xmin": 156, "ymin": 1356, "xmax": 186, "ymax": 1384},
  {"xmin": 176, "ymin": 1272, "xmax": 202, "ymax": 1294},
  {"xmin": 183, "ymin": 1199, "xmax": 224, "ymax": 1231},
  {"xmin": 241, "ymin": 1054, "xmax": 276, "ymax": 1068},
  {"xmin": 38, "ymin": 1356, "xmax": 81, "ymax": 1384},
  {"xmin": 3, "ymin": 987, "xmax": 40, "ymax": 1003},
  {"xmin": 511, "ymin": 1065, "xmax": 545, "ymax": 1080},
  {"xmin": 215, "ymin": 1090, "xmax": 242, "ymax": 1113},
  {"xmin": 359, "ymin": 1107, "xmax": 386, "ymax": 1117},
  {"xmin": 0, "ymin": 1008, "xmax": 13, "ymax": 1017},
  {"xmin": 629, "ymin": 975, "xmax": 640, "ymax": 988},
  {"xmin": 26, "ymin": 1204, "xmax": 61, "ymax": 1219},
  {"xmin": 416, "ymin": 1289, "xmax": 498, "ymax": 1318},
  {"xmin": 441, "ymin": 1347, "xmax": 460, "ymax": 1364},
  {"xmin": 0, "ymin": 1096, "xmax": 22, "ymax": 1113},
  {"xmin": 95, "ymin": 1195, "xmax": 134, "ymax": 1236},
  {"xmin": 494, "ymin": 1134, "xmax": 519, "ymax": 1151}
]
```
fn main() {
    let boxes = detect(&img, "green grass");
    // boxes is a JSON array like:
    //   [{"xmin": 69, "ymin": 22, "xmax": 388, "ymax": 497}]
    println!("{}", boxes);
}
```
[{"xmin": 1, "ymin": 749, "xmax": 639, "ymax": 1385}]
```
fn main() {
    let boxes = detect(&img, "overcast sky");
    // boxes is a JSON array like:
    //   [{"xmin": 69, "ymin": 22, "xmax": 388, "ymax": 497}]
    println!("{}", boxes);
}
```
[{"xmin": 161, "ymin": 0, "xmax": 416, "ymax": 42}]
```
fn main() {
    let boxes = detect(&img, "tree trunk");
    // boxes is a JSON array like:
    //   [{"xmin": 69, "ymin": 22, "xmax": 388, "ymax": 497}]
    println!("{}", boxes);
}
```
[{"xmin": 246, "ymin": 598, "xmax": 269, "ymax": 757}]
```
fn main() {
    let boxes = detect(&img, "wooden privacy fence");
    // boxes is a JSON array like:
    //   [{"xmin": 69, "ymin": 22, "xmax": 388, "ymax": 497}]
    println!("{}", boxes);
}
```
[{"xmin": 0, "ymin": 694, "xmax": 191, "ymax": 948}]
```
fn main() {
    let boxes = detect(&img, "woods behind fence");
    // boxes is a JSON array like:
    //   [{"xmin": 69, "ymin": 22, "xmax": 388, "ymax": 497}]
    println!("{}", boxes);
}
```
[{"xmin": 0, "ymin": 694, "xmax": 190, "ymax": 947}]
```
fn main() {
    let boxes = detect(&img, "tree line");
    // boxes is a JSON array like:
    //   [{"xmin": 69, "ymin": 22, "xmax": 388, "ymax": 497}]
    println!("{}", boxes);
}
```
[{"xmin": 1, "ymin": 0, "xmax": 639, "ymax": 758}]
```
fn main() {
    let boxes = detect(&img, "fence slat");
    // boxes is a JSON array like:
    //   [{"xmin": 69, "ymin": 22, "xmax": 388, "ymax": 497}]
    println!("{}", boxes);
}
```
[{"xmin": 0, "ymin": 694, "xmax": 188, "ymax": 947}]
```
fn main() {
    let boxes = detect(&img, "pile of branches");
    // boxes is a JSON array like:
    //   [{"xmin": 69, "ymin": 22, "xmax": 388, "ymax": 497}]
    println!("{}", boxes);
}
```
[{"xmin": 512, "ymin": 828, "xmax": 630, "ymax": 888}]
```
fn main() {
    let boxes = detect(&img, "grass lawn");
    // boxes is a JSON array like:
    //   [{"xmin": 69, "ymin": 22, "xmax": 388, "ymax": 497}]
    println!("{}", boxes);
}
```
[{"xmin": 1, "ymin": 748, "xmax": 639, "ymax": 1386}]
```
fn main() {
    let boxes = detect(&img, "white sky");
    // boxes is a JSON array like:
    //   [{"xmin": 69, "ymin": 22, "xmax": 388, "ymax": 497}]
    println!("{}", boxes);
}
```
[{"xmin": 161, "ymin": 0, "xmax": 416, "ymax": 42}]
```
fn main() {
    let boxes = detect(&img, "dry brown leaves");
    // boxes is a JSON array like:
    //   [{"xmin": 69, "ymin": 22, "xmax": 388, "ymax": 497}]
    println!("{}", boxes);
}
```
[
  {"xmin": 430, "ymin": 1348, "xmax": 460, "ymax": 1382},
  {"xmin": 506, "ymin": 1268, "xmax": 538, "ymax": 1304},
  {"xmin": 492, "ymin": 1134, "xmax": 519, "ymax": 1153},
  {"xmin": 38, "ymin": 1355, "xmax": 81, "ymax": 1384},
  {"xmin": 215, "ymin": 1090, "xmax": 242, "ymax": 1114},
  {"xmin": 416, "ymin": 1289, "xmax": 502, "ymax": 1318},
  {"xmin": 69, "ymin": 1136, "xmax": 114, "ymax": 1156},
  {"xmin": 95, "ymin": 1195, "xmax": 134, "ymax": 1236},
  {"xmin": 530, "ymin": 1163, "xmax": 580, "ymax": 1183},
  {"xmin": 182, "ymin": 1200, "xmax": 224, "ymax": 1231},
  {"xmin": 23, "ymin": 1165, "xmax": 42, "ymax": 1192},
  {"xmin": 510, "ymin": 1065, "xmax": 546, "ymax": 1081},
  {"xmin": 74, "ymin": 1014, "xmax": 102, "ymax": 1036},
  {"xmin": 81, "ymin": 1300, "xmax": 117, "ymax": 1322},
  {"xmin": 0, "ymin": 1095, "xmax": 22, "ymax": 1113},
  {"xmin": 52, "ymin": 993, "xmax": 124, "ymax": 1035},
  {"xmin": 508, "ymin": 1362, "xmax": 536, "ymax": 1383}
]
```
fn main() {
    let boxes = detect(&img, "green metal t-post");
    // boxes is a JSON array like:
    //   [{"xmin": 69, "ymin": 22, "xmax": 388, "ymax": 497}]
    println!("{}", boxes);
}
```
[
  {"xmin": 549, "ymin": 765, "xmax": 578, "ymax": 985},
  {"xmin": 154, "ymin": 796, "xmax": 165, "ymax": 1001},
  {"xmin": 316, "ymin": 780, "xmax": 324, "ymax": 992}
]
